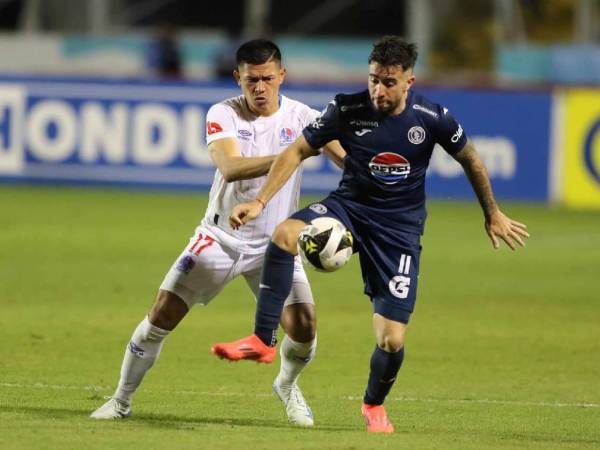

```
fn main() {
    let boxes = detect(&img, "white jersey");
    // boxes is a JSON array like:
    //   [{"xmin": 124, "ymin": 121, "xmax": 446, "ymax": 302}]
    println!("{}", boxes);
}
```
[{"xmin": 203, "ymin": 95, "xmax": 319, "ymax": 254}]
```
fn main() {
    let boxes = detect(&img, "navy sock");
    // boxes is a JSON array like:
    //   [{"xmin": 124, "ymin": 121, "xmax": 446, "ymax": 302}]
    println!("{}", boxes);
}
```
[
  {"xmin": 363, "ymin": 346, "xmax": 405, "ymax": 405},
  {"xmin": 254, "ymin": 241, "xmax": 295, "ymax": 346}
]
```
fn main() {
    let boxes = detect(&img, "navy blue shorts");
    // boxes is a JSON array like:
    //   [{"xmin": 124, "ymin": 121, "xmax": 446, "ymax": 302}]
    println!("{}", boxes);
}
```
[{"xmin": 290, "ymin": 194, "xmax": 421, "ymax": 324}]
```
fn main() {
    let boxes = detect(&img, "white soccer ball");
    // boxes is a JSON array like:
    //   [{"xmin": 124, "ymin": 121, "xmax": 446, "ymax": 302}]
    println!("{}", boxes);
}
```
[{"xmin": 297, "ymin": 217, "xmax": 353, "ymax": 272}]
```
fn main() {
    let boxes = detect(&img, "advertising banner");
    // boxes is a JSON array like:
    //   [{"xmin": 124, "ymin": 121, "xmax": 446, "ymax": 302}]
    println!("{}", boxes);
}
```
[
  {"xmin": 562, "ymin": 89, "xmax": 600, "ymax": 208},
  {"xmin": 424, "ymin": 88, "xmax": 551, "ymax": 202},
  {"xmin": 0, "ymin": 77, "xmax": 341, "ymax": 192},
  {"xmin": 0, "ymin": 76, "xmax": 551, "ymax": 201}
]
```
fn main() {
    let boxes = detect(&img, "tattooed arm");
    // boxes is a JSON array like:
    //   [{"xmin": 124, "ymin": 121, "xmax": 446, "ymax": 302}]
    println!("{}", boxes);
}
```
[{"xmin": 452, "ymin": 140, "xmax": 529, "ymax": 250}]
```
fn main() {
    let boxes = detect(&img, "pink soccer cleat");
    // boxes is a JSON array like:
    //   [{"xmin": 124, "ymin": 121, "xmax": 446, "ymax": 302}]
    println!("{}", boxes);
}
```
[
  {"xmin": 361, "ymin": 403, "xmax": 394, "ymax": 433},
  {"xmin": 211, "ymin": 334, "xmax": 276, "ymax": 363}
]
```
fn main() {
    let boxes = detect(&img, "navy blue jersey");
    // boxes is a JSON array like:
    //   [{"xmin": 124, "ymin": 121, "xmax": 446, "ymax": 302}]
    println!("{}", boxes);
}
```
[{"xmin": 303, "ymin": 90, "xmax": 467, "ymax": 234}]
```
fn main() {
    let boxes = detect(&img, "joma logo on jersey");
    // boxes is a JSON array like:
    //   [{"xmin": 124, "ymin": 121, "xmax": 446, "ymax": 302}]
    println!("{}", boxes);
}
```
[{"xmin": 369, "ymin": 152, "xmax": 411, "ymax": 184}]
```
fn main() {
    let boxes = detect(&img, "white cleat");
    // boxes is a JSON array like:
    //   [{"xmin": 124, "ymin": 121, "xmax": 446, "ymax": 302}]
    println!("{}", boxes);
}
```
[
  {"xmin": 90, "ymin": 397, "xmax": 132, "ymax": 419},
  {"xmin": 273, "ymin": 377, "xmax": 314, "ymax": 427}
]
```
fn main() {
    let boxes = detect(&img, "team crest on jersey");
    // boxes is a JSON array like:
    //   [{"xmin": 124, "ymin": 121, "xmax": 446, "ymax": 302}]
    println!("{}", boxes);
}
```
[
  {"xmin": 309, "ymin": 203, "xmax": 328, "ymax": 214},
  {"xmin": 176, "ymin": 255, "xmax": 195, "ymax": 274},
  {"xmin": 407, "ymin": 126, "xmax": 426, "ymax": 144},
  {"xmin": 280, "ymin": 127, "xmax": 295, "ymax": 145},
  {"xmin": 207, "ymin": 121, "xmax": 223, "ymax": 135},
  {"xmin": 369, "ymin": 152, "xmax": 411, "ymax": 184}
]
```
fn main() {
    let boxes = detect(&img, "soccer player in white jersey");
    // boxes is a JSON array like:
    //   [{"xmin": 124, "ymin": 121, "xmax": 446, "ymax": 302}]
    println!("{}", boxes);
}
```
[{"xmin": 91, "ymin": 39, "xmax": 345, "ymax": 426}]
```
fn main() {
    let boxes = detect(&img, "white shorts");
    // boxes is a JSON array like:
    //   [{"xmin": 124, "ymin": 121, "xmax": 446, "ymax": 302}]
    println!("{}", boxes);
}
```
[{"xmin": 160, "ymin": 226, "xmax": 314, "ymax": 309}]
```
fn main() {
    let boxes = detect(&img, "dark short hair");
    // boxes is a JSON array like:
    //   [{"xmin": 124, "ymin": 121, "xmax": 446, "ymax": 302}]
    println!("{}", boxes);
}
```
[
  {"xmin": 236, "ymin": 39, "xmax": 282, "ymax": 67},
  {"xmin": 368, "ymin": 36, "xmax": 418, "ymax": 71}
]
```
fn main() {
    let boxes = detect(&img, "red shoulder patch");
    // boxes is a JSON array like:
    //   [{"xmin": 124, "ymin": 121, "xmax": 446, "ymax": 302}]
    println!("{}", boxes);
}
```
[{"xmin": 207, "ymin": 121, "xmax": 223, "ymax": 135}]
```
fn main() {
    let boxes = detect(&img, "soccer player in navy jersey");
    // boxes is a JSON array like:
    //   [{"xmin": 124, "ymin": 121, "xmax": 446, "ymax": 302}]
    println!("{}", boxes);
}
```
[{"xmin": 211, "ymin": 36, "xmax": 529, "ymax": 433}]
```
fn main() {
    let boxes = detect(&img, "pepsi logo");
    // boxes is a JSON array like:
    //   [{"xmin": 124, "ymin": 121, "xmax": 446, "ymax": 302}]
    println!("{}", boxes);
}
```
[{"xmin": 369, "ymin": 152, "xmax": 411, "ymax": 184}]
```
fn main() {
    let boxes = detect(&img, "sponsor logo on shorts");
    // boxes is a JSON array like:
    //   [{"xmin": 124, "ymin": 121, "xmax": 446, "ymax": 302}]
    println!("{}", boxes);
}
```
[
  {"xmin": 369, "ymin": 152, "xmax": 411, "ymax": 184},
  {"xmin": 176, "ymin": 255, "xmax": 195, "ymax": 274},
  {"xmin": 407, "ymin": 126, "xmax": 426, "ymax": 144},
  {"xmin": 389, "ymin": 275, "xmax": 411, "ymax": 299},
  {"xmin": 309, "ymin": 203, "xmax": 328, "ymax": 214},
  {"xmin": 128, "ymin": 341, "xmax": 145, "ymax": 357}
]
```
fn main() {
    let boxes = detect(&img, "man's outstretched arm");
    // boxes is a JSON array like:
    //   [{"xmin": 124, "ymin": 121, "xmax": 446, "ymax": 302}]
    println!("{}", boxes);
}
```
[
  {"xmin": 208, "ymin": 138, "xmax": 276, "ymax": 182},
  {"xmin": 452, "ymin": 140, "xmax": 530, "ymax": 250},
  {"xmin": 229, "ymin": 135, "xmax": 319, "ymax": 229}
]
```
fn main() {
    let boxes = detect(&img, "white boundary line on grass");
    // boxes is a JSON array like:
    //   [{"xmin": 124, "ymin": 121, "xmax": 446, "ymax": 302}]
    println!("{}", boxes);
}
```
[
  {"xmin": 2, "ymin": 382, "xmax": 599, "ymax": 410},
  {"xmin": 346, "ymin": 395, "xmax": 600, "ymax": 409}
]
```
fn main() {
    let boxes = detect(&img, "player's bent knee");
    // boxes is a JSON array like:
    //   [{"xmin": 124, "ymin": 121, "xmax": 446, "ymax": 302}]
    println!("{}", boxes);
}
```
[
  {"xmin": 377, "ymin": 335, "xmax": 405, "ymax": 353},
  {"xmin": 148, "ymin": 290, "xmax": 189, "ymax": 331},
  {"xmin": 271, "ymin": 219, "xmax": 306, "ymax": 254},
  {"xmin": 282, "ymin": 304, "xmax": 316, "ymax": 343},
  {"xmin": 373, "ymin": 313, "xmax": 407, "ymax": 353}
]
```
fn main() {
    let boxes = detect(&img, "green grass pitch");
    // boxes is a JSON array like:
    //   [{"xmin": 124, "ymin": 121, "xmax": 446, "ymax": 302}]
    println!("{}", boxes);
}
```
[{"xmin": 1, "ymin": 186, "xmax": 599, "ymax": 449}]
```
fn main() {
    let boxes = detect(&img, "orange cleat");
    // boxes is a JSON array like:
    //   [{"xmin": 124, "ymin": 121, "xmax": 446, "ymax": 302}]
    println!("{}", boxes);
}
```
[
  {"xmin": 361, "ymin": 403, "xmax": 394, "ymax": 433},
  {"xmin": 211, "ymin": 334, "xmax": 276, "ymax": 363}
]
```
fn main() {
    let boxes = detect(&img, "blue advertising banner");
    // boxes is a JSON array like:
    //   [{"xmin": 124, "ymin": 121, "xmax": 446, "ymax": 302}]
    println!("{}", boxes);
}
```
[
  {"xmin": 423, "ymin": 87, "xmax": 552, "ymax": 201},
  {"xmin": 0, "ymin": 76, "xmax": 551, "ymax": 200}
]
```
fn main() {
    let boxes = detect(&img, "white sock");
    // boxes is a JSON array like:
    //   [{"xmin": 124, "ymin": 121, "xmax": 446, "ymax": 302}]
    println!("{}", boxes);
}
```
[
  {"xmin": 113, "ymin": 316, "xmax": 170, "ymax": 404},
  {"xmin": 276, "ymin": 334, "xmax": 317, "ymax": 387}
]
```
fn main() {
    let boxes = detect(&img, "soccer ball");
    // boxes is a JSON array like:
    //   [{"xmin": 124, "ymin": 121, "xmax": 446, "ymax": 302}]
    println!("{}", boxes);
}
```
[{"xmin": 297, "ymin": 217, "xmax": 353, "ymax": 272}]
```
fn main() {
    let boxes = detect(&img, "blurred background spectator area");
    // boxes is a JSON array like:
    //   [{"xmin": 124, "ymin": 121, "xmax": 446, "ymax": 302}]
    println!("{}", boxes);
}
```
[
  {"xmin": 0, "ymin": 0, "xmax": 598, "ymax": 85},
  {"xmin": 1, "ymin": 1, "xmax": 599, "ymax": 208}
]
